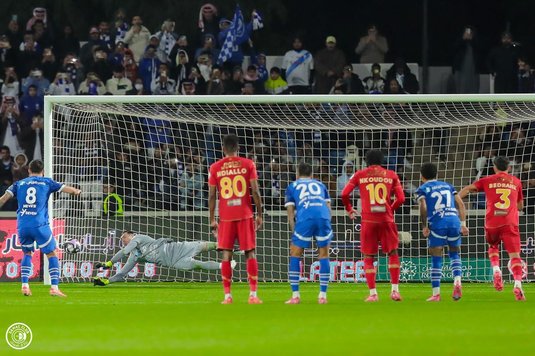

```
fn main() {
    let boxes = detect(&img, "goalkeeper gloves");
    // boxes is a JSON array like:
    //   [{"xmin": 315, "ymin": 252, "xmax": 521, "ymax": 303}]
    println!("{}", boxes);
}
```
[
  {"xmin": 93, "ymin": 277, "xmax": 110, "ymax": 286},
  {"xmin": 95, "ymin": 261, "xmax": 113, "ymax": 269}
]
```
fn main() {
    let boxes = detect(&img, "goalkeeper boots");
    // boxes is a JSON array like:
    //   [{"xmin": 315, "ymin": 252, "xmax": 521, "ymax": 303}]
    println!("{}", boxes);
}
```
[
  {"xmin": 93, "ymin": 277, "xmax": 110, "ymax": 286},
  {"xmin": 426, "ymin": 294, "xmax": 441, "ymax": 302},
  {"xmin": 390, "ymin": 290, "xmax": 402, "ymax": 302},
  {"xmin": 493, "ymin": 270, "xmax": 504, "ymax": 291},
  {"xmin": 513, "ymin": 287, "xmax": 526, "ymax": 301},
  {"xmin": 21, "ymin": 286, "xmax": 32, "ymax": 296},
  {"xmin": 453, "ymin": 284, "xmax": 462, "ymax": 301},
  {"xmin": 50, "ymin": 288, "xmax": 67, "ymax": 297}
]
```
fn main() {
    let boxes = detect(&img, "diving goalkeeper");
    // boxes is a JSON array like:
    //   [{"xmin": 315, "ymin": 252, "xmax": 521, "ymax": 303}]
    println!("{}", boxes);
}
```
[{"xmin": 93, "ymin": 230, "xmax": 234, "ymax": 285}]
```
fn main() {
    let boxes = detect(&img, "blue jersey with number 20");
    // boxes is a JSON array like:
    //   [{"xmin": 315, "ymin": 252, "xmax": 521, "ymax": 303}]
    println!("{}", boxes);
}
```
[
  {"xmin": 7, "ymin": 176, "xmax": 64, "ymax": 228},
  {"xmin": 285, "ymin": 178, "xmax": 331, "ymax": 221}
]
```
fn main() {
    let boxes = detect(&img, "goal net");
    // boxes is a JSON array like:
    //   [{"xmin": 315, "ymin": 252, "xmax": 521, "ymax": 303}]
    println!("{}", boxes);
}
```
[{"xmin": 45, "ymin": 94, "xmax": 535, "ymax": 283}]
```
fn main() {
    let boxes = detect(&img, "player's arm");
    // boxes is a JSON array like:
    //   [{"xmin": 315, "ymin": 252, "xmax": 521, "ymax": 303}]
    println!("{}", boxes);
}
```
[
  {"xmin": 454, "ymin": 193, "xmax": 469, "ymax": 235},
  {"xmin": 108, "ymin": 253, "xmax": 138, "ymax": 284},
  {"xmin": 458, "ymin": 184, "xmax": 478, "ymax": 199},
  {"xmin": 96, "ymin": 241, "xmax": 137, "ymax": 269},
  {"xmin": 517, "ymin": 180, "xmax": 525, "ymax": 211},
  {"xmin": 0, "ymin": 191, "xmax": 13, "ymax": 208},
  {"xmin": 418, "ymin": 197, "xmax": 430, "ymax": 237},
  {"xmin": 208, "ymin": 184, "xmax": 218, "ymax": 235},
  {"xmin": 391, "ymin": 178, "xmax": 406, "ymax": 211},
  {"xmin": 286, "ymin": 204, "xmax": 296, "ymax": 232},
  {"xmin": 250, "ymin": 178, "xmax": 264, "ymax": 231},
  {"xmin": 61, "ymin": 185, "xmax": 82, "ymax": 196}
]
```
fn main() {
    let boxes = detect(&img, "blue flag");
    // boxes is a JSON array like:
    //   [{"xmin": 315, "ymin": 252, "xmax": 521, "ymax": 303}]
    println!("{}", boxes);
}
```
[{"xmin": 217, "ymin": 5, "xmax": 247, "ymax": 65}]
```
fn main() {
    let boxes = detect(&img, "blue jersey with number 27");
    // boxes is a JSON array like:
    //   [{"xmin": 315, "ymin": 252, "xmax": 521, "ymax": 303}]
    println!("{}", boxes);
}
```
[
  {"xmin": 7, "ymin": 176, "xmax": 64, "ymax": 228},
  {"xmin": 416, "ymin": 180, "xmax": 460, "ymax": 229},
  {"xmin": 285, "ymin": 178, "xmax": 331, "ymax": 221}
]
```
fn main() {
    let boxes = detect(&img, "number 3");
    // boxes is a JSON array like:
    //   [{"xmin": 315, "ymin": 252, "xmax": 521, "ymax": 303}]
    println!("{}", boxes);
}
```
[{"xmin": 495, "ymin": 188, "xmax": 511, "ymax": 209}]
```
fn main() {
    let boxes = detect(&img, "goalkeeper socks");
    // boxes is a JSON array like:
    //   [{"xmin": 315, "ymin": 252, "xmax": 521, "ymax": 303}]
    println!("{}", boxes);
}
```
[
  {"xmin": 221, "ymin": 260, "xmax": 232, "ymax": 294},
  {"xmin": 289, "ymin": 256, "xmax": 301, "ymax": 294},
  {"xmin": 364, "ymin": 257, "xmax": 376, "ymax": 292},
  {"xmin": 431, "ymin": 256, "xmax": 443, "ymax": 295},
  {"xmin": 246, "ymin": 258, "xmax": 258, "ymax": 294},
  {"xmin": 388, "ymin": 254, "xmax": 400, "ymax": 285},
  {"xmin": 48, "ymin": 256, "xmax": 60, "ymax": 287},
  {"xmin": 510, "ymin": 257, "xmax": 523, "ymax": 284},
  {"xmin": 488, "ymin": 246, "xmax": 500, "ymax": 271},
  {"xmin": 21, "ymin": 254, "xmax": 32, "ymax": 284},
  {"xmin": 319, "ymin": 258, "xmax": 330, "ymax": 294},
  {"xmin": 449, "ymin": 251, "xmax": 462, "ymax": 285}
]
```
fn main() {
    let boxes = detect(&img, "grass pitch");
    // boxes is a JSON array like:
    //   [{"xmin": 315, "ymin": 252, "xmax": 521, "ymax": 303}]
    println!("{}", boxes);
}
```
[{"xmin": 0, "ymin": 282, "xmax": 534, "ymax": 355}]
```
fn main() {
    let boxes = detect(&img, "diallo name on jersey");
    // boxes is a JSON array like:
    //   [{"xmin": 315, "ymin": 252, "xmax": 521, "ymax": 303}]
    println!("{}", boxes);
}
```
[{"xmin": 216, "ymin": 167, "xmax": 248, "ymax": 178}]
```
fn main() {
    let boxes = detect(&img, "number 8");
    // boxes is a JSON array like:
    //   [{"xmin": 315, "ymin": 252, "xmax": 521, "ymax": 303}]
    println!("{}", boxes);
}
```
[{"xmin": 26, "ymin": 187, "xmax": 37, "ymax": 204}]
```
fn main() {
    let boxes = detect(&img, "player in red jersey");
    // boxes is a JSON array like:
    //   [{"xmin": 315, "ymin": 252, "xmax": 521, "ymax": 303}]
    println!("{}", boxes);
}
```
[
  {"xmin": 208, "ymin": 134, "xmax": 264, "ymax": 304},
  {"xmin": 459, "ymin": 156, "xmax": 526, "ymax": 301},
  {"xmin": 341, "ymin": 150, "xmax": 405, "ymax": 302}
]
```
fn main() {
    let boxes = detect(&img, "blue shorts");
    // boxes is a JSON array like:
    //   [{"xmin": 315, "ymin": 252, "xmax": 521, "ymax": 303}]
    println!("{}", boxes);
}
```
[
  {"xmin": 428, "ymin": 227, "xmax": 461, "ymax": 248},
  {"xmin": 18, "ymin": 225, "xmax": 57, "ymax": 254},
  {"xmin": 292, "ymin": 219, "xmax": 333, "ymax": 249}
]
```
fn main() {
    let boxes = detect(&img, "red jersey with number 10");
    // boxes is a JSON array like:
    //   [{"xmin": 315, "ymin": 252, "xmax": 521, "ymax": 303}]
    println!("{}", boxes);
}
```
[
  {"xmin": 341, "ymin": 165, "xmax": 405, "ymax": 223},
  {"xmin": 473, "ymin": 172, "xmax": 523, "ymax": 228},
  {"xmin": 209, "ymin": 156, "xmax": 258, "ymax": 222}
]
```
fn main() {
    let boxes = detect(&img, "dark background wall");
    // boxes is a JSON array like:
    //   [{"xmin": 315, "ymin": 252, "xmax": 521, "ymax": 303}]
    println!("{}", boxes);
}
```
[{"xmin": 0, "ymin": 0, "xmax": 534, "ymax": 68}]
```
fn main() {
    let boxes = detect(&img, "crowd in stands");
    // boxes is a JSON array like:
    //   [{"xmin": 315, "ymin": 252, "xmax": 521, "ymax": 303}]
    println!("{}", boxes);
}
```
[{"xmin": 1, "ymin": 5, "xmax": 535, "ymax": 214}]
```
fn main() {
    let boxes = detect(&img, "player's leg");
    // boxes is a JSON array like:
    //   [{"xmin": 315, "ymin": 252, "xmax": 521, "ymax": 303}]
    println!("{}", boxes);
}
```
[
  {"xmin": 485, "ymin": 228, "xmax": 503, "ymax": 291},
  {"xmin": 360, "ymin": 223, "xmax": 379, "ymax": 301},
  {"xmin": 447, "ymin": 229, "xmax": 462, "ymax": 301},
  {"xmin": 17, "ymin": 228, "xmax": 35, "ymax": 296},
  {"xmin": 286, "ymin": 244, "xmax": 305, "ymax": 304},
  {"xmin": 427, "ymin": 244, "xmax": 443, "ymax": 302},
  {"xmin": 382, "ymin": 222, "xmax": 401, "ymax": 301},
  {"xmin": 36, "ymin": 226, "xmax": 66, "ymax": 297},
  {"xmin": 502, "ymin": 226, "xmax": 525, "ymax": 300},
  {"xmin": 239, "ymin": 218, "xmax": 262, "ymax": 304},
  {"xmin": 217, "ymin": 220, "xmax": 236, "ymax": 304},
  {"xmin": 316, "ymin": 219, "xmax": 333, "ymax": 304},
  {"xmin": 180, "ymin": 241, "xmax": 232, "ymax": 270}
]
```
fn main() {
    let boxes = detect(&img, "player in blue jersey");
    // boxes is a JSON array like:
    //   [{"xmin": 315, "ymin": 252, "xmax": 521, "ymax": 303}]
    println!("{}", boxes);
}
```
[
  {"xmin": 284, "ymin": 162, "xmax": 332, "ymax": 304},
  {"xmin": 0, "ymin": 160, "xmax": 81, "ymax": 297},
  {"xmin": 416, "ymin": 162, "xmax": 468, "ymax": 302}
]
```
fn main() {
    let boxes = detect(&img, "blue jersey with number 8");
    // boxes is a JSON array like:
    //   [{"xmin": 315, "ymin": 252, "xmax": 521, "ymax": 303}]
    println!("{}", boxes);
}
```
[
  {"xmin": 7, "ymin": 176, "xmax": 64, "ymax": 228},
  {"xmin": 285, "ymin": 178, "xmax": 331, "ymax": 221},
  {"xmin": 416, "ymin": 180, "xmax": 460, "ymax": 229}
]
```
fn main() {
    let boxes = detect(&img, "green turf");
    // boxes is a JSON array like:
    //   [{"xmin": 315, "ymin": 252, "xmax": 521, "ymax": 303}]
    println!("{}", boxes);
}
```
[{"xmin": 0, "ymin": 282, "xmax": 534, "ymax": 355}]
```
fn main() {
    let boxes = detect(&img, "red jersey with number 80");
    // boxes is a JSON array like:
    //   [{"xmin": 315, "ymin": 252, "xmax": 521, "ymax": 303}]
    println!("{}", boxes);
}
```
[
  {"xmin": 341, "ymin": 165, "xmax": 405, "ymax": 223},
  {"xmin": 209, "ymin": 156, "xmax": 258, "ymax": 221},
  {"xmin": 473, "ymin": 172, "xmax": 523, "ymax": 228}
]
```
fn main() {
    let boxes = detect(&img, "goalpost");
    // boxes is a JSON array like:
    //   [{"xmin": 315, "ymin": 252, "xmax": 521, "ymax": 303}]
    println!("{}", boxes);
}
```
[{"xmin": 44, "ymin": 94, "xmax": 535, "ymax": 284}]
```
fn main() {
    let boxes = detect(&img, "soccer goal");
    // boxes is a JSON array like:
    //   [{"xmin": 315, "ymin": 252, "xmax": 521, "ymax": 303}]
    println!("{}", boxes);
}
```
[{"xmin": 44, "ymin": 94, "xmax": 535, "ymax": 284}]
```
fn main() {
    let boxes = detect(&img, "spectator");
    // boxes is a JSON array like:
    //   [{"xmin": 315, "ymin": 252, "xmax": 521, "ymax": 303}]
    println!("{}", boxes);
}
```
[
  {"xmin": 80, "ymin": 27, "xmax": 106, "ymax": 69},
  {"xmin": 336, "ymin": 161, "xmax": 354, "ymax": 201},
  {"xmin": 90, "ymin": 47, "xmax": 113, "ymax": 82},
  {"xmin": 173, "ymin": 50, "xmax": 197, "ymax": 90},
  {"xmin": 48, "ymin": 71, "xmax": 75, "ymax": 95},
  {"xmin": 316, "ymin": 159, "xmax": 337, "ymax": 199},
  {"xmin": 5, "ymin": 19, "xmax": 23, "ymax": 51},
  {"xmin": 384, "ymin": 78, "xmax": 402, "ymax": 94},
  {"xmin": 106, "ymin": 64, "xmax": 133, "ymax": 95},
  {"xmin": 282, "ymin": 36, "xmax": 313, "ymax": 94},
  {"xmin": 452, "ymin": 26, "xmax": 481, "ymax": 94},
  {"xmin": 18, "ymin": 114, "xmax": 43, "ymax": 161},
  {"xmin": 148, "ymin": 35, "xmax": 168, "ymax": 64},
  {"xmin": 265, "ymin": 67, "xmax": 288, "ymax": 95},
  {"xmin": 196, "ymin": 53, "xmax": 213, "ymax": 82},
  {"xmin": 154, "ymin": 19, "xmax": 178, "ymax": 63},
  {"xmin": 517, "ymin": 57, "xmax": 534, "ymax": 93},
  {"xmin": 241, "ymin": 81, "xmax": 255, "ymax": 95},
  {"xmin": 0, "ymin": 96, "xmax": 23, "ymax": 156},
  {"xmin": 226, "ymin": 66, "xmax": 244, "ymax": 94},
  {"xmin": 11, "ymin": 152, "xmax": 28, "ymax": 182},
  {"xmin": 25, "ymin": 7, "xmax": 48, "ymax": 32},
  {"xmin": 151, "ymin": 63, "xmax": 176, "ymax": 95},
  {"xmin": 385, "ymin": 58, "xmax": 419, "ymax": 93},
  {"xmin": 179, "ymin": 163, "xmax": 205, "ymax": 210},
  {"xmin": 0, "ymin": 34, "xmax": 16, "ymax": 74},
  {"xmin": 263, "ymin": 157, "xmax": 291, "ymax": 208},
  {"xmin": 487, "ymin": 31, "xmax": 518, "ymax": 93},
  {"xmin": 61, "ymin": 54, "xmax": 84, "ymax": 92},
  {"xmin": 138, "ymin": 45, "xmax": 161, "ymax": 94},
  {"xmin": 78, "ymin": 136, "xmax": 104, "ymax": 213},
  {"xmin": 124, "ymin": 16, "xmax": 151, "ymax": 63},
  {"xmin": 194, "ymin": 34, "xmax": 220, "ymax": 62},
  {"xmin": 113, "ymin": 8, "xmax": 129, "ymax": 44},
  {"xmin": 19, "ymin": 84, "xmax": 43, "ymax": 124},
  {"xmin": 40, "ymin": 47, "xmax": 59, "ymax": 82},
  {"xmin": 296, "ymin": 142, "xmax": 319, "ymax": 168},
  {"xmin": 169, "ymin": 35, "xmax": 193, "ymax": 68},
  {"xmin": 217, "ymin": 15, "xmax": 254, "ymax": 70},
  {"xmin": 98, "ymin": 21, "xmax": 114, "ymax": 52},
  {"xmin": 253, "ymin": 53, "xmax": 268, "ymax": 84},
  {"xmin": 17, "ymin": 32, "xmax": 41, "ymax": 79},
  {"xmin": 333, "ymin": 65, "xmax": 365, "ymax": 94},
  {"xmin": 206, "ymin": 67, "xmax": 225, "ymax": 95},
  {"xmin": 243, "ymin": 65, "xmax": 265, "ymax": 94},
  {"xmin": 0, "ymin": 145, "xmax": 15, "ymax": 210},
  {"xmin": 314, "ymin": 36, "xmax": 346, "ymax": 94},
  {"xmin": 108, "ymin": 40, "xmax": 126, "ymax": 67},
  {"xmin": 55, "ymin": 24, "xmax": 80, "ymax": 59},
  {"xmin": 31, "ymin": 20, "xmax": 53, "ymax": 50},
  {"xmin": 363, "ymin": 63, "xmax": 386, "ymax": 94},
  {"xmin": 1, "ymin": 67, "xmax": 19, "ymax": 97},
  {"xmin": 197, "ymin": 3, "xmax": 220, "ymax": 44},
  {"xmin": 355, "ymin": 24, "xmax": 389, "ymax": 63},
  {"xmin": 122, "ymin": 48, "xmax": 138, "ymax": 83},
  {"xmin": 21, "ymin": 68, "xmax": 49, "ymax": 96},
  {"xmin": 78, "ymin": 72, "xmax": 106, "ymax": 95},
  {"xmin": 126, "ymin": 77, "xmax": 148, "ymax": 95}
]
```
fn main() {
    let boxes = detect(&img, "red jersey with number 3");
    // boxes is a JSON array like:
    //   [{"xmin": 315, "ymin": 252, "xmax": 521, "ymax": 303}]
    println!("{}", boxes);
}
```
[
  {"xmin": 209, "ymin": 156, "xmax": 258, "ymax": 222},
  {"xmin": 342, "ymin": 165, "xmax": 405, "ymax": 223},
  {"xmin": 473, "ymin": 172, "xmax": 523, "ymax": 228}
]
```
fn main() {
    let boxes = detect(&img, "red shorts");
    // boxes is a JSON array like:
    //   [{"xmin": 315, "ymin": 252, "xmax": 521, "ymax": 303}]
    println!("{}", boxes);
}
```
[
  {"xmin": 360, "ymin": 221, "xmax": 399, "ymax": 255},
  {"xmin": 218, "ymin": 218, "xmax": 256, "ymax": 251},
  {"xmin": 485, "ymin": 225, "xmax": 521, "ymax": 254}
]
